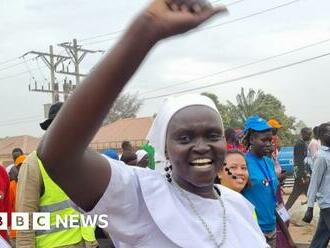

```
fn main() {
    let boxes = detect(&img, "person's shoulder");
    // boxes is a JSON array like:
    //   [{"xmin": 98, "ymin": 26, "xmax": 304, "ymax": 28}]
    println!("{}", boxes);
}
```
[
  {"xmin": 22, "ymin": 152, "xmax": 39, "ymax": 167},
  {"xmin": 18, "ymin": 151, "xmax": 40, "ymax": 179},
  {"xmin": 0, "ymin": 165, "xmax": 8, "ymax": 179},
  {"xmin": 245, "ymin": 153, "xmax": 258, "ymax": 166},
  {"xmin": 317, "ymin": 148, "xmax": 330, "ymax": 160},
  {"xmin": 263, "ymin": 156, "xmax": 274, "ymax": 165},
  {"xmin": 245, "ymin": 152, "xmax": 254, "ymax": 160},
  {"xmin": 295, "ymin": 139, "xmax": 304, "ymax": 146},
  {"xmin": 218, "ymin": 185, "xmax": 255, "ymax": 210},
  {"xmin": 218, "ymin": 184, "xmax": 244, "ymax": 201}
]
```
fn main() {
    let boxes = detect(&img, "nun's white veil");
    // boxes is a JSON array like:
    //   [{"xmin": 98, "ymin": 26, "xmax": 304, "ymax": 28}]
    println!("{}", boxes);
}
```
[{"xmin": 147, "ymin": 94, "xmax": 223, "ymax": 164}]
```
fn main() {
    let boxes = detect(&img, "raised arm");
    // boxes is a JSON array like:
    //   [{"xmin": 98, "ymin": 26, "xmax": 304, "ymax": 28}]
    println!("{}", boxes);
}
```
[{"xmin": 37, "ymin": 0, "xmax": 227, "ymax": 211}]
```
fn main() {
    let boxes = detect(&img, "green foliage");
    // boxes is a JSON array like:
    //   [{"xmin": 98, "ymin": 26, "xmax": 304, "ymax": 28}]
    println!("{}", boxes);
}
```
[{"xmin": 202, "ymin": 88, "xmax": 298, "ymax": 146}]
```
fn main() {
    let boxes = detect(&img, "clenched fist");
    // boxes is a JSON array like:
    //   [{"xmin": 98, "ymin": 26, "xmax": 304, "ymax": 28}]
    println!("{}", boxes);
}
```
[{"xmin": 141, "ymin": 0, "xmax": 228, "ymax": 39}]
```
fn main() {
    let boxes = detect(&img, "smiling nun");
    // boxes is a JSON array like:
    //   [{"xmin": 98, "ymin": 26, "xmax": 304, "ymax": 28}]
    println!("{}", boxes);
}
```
[{"xmin": 36, "ymin": 0, "xmax": 269, "ymax": 247}]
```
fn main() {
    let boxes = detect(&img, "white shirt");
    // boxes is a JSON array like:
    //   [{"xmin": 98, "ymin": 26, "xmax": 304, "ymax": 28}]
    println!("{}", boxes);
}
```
[
  {"xmin": 6, "ymin": 164, "xmax": 14, "ymax": 174},
  {"xmin": 85, "ymin": 158, "xmax": 268, "ymax": 248}
]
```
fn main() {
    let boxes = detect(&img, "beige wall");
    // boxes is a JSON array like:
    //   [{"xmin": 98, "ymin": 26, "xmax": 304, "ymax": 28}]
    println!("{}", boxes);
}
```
[{"xmin": 0, "ymin": 154, "xmax": 12, "ymax": 167}]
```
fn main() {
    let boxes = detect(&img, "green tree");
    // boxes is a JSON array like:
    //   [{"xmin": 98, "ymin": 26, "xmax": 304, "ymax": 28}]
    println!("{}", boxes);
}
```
[
  {"xmin": 227, "ymin": 88, "xmax": 264, "ymax": 123},
  {"xmin": 203, "ymin": 88, "xmax": 297, "ymax": 146},
  {"xmin": 293, "ymin": 120, "xmax": 307, "ymax": 135},
  {"xmin": 228, "ymin": 88, "xmax": 296, "ymax": 146},
  {"xmin": 201, "ymin": 92, "xmax": 241, "ymax": 128}
]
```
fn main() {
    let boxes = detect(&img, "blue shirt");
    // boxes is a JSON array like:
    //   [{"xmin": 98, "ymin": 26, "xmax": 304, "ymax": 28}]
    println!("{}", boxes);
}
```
[
  {"xmin": 242, "ymin": 152, "xmax": 279, "ymax": 233},
  {"xmin": 307, "ymin": 146, "xmax": 330, "ymax": 209}
]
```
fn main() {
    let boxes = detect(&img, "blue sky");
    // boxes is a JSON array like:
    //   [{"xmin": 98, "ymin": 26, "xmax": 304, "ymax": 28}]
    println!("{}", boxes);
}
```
[{"xmin": 0, "ymin": 0, "xmax": 330, "ymax": 137}]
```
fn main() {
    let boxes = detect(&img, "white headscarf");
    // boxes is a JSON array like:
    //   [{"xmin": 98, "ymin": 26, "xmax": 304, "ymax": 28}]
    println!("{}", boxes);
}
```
[
  {"xmin": 147, "ymin": 94, "xmax": 222, "ymax": 162},
  {"xmin": 136, "ymin": 150, "xmax": 148, "ymax": 163}
]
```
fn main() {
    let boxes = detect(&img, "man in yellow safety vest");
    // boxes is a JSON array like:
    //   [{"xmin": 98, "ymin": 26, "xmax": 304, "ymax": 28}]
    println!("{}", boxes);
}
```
[{"xmin": 16, "ymin": 102, "xmax": 98, "ymax": 248}]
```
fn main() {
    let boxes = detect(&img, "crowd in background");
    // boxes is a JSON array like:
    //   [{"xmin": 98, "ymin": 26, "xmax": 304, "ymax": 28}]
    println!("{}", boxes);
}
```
[
  {"xmin": 2, "ymin": 103, "xmax": 328, "ymax": 248},
  {"xmin": 1, "ymin": 0, "xmax": 330, "ymax": 247}
]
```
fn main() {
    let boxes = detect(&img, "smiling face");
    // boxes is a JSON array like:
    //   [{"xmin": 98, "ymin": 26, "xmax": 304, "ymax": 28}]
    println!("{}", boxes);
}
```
[
  {"xmin": 166, "ymin": 105, "xmax": 226, "ymax": 190},
  {"xmin": 218, "ymin": 152, "xmax": 249, "ymax": 193}
]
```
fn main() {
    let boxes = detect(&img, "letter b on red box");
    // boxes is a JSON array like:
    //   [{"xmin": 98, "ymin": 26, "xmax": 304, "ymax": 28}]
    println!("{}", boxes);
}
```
[{"xmin": 0, "ymin": 213, "xmax": 8, "ymax": 230}]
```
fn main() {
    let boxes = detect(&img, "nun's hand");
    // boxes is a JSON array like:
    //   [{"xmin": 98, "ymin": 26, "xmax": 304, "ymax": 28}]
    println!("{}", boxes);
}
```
[{"xmin": 141, "ymin": 0, "xmax": 227, "ymax": 40}]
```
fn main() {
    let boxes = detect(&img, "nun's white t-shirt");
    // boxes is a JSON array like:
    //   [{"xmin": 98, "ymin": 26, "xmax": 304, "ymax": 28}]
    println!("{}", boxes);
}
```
[{"xmin": 83, "ymin": 157, "xmax": 268, "ymax": 248}]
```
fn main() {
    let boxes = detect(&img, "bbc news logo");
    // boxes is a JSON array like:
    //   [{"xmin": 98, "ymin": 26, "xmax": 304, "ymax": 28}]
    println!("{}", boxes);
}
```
[{"xmin": 0, "ymin": 213, "xmax": 108, "ymax": 230}]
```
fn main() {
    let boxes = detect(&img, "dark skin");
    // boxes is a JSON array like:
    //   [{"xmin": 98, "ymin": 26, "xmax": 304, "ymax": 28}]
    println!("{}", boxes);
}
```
[
  {"xmin": 271, "ymin": 128, "xmax": 278, "ymax": 136},
  {"xmin": 122, "ymin": 142, "xmax": 133, "ymax": 152},
  {"xmin": 166, "ymin": 106, "xmax": 226, "ymax": 199},
  {"xmin": 36, "ymin": 0, "xmax": 227, "ymax": 211},
  {"xmin": 301, "ymin": 129, "xmax": 312, "ymax": 142},
  {"xmin": 249, "ymin": 130, "xmax": 273, "ymax": 158},
  {"xmin": 320, "ymin": 125, "xmax": 330, "ymax": 147},
  {"xmin": 137, "ymin": 155, "xmax": 149, "ymax": 168},
  {"xmin": 12, "ymin": 150, "xmax": 23, "ymax": 162},
  {"xmin": 251, "ymin": 129, "xmax": 296, "ymax": 247}
]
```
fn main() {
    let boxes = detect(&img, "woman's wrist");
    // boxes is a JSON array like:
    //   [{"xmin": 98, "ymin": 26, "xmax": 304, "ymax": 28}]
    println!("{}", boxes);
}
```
[{"xmin": 128, "ymin": 13, "xmax": 163, "ymax": 47}]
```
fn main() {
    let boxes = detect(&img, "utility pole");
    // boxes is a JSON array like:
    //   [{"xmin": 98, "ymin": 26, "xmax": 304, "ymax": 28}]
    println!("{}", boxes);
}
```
[
  {"xmin": 25, "ymin": 39, "xmax": 103, "ymax": 107},
  {"xmin": 62, "ymin": 78, "xmax": 76, "ymax": 101},
  {"xmin": 23, "ymin": 46, "xmax": 70, "ymax": 103},
  {"xmin": 58, "ymin": 38, "xmax": 104, "ymax": 84}
]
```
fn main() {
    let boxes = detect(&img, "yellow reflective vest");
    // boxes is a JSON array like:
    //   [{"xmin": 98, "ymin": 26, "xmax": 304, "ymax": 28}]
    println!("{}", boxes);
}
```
[{"xmin": 36, "ymin": 157, "xmax": 96, "ymax": 248}]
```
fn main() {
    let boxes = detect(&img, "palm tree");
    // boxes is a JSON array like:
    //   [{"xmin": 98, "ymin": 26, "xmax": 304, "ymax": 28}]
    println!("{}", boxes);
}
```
[
  {"xmin": 203, "ymin": 88, "xmax": 297, "ymax": 146},
  {"xmin": 227, "ymin": 88, "xmax": 266, "ymax": 123}
]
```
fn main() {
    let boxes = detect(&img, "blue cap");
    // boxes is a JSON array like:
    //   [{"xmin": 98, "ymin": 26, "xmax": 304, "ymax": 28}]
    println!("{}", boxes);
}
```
[
  {"xmin": 103, "ymin": 149, "xmax": 119, "ymax": 160},
  {"xmin": 243, "ymin": 115, "xmax": 271, "ymax": 134}
]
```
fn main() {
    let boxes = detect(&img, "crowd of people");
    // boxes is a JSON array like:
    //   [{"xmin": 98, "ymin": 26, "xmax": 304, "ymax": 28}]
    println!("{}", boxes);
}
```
[{"xmin": 1, "ymin": 0, "xmax": 330, "ymax": 247}]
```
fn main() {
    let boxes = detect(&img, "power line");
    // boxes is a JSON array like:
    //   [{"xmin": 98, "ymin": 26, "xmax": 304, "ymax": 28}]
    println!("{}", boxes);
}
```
[
  {"xmin": 3, "ymin": 51, "xmax": 328, "ymax": 125},
  {"xmin": 80, "ymin": 37, "xmax": 118, "ymax": 46},
  {"xmin": 80, "ymin": 0, "xmax": 302, "ymax": 46},
  {"xmin": 22, "ymin": 56, "xmax": 38, "ymax": 84},
  {"xmin": 0, "ymin": 0, "xmax": 303, "ymax": 70},
  {"xmin": 0, "ymin": 58, "xmax": 34, "ymax": 72},
  {"xmin": 0, "ymin": 68, "xmax": 40, "ymax": 81},
  {"xmin": 212, "ymin": 0, "xmax": 244, "ymax": 5},
  {"xmin": 0, "ymin": 49, "xmax": 67, "ymax": 73},
  {"xmin": 143, "ymin": 51, "xmax": 330, "ymax": 100},
  {"xmin": 78, "ymin": 0, "xmax": 242, "ymax": 43},
  {"xmin": 225, "ymin": 0, "xmax": 245, "ymax": 6},
  {"xmin": 35, "ymin": 57, "xmax": 49, "ymax": 83},
  {"xmin": 0, "ymin": 117, "xmax": 42, "ymax": 127},
  {"xmin": 141, "ymin": 37, "xmax": 330, "ymax": 96},
  {"xmin": 79, "ymin": 30, "xmax": 123, "ymax": 43},
  {"xmin": 0, "ymin": 115, "xmax": 42, "ymax": 125},
  {"xmin": 0, "ymin": 57, "xmax": 21, "ymax": 67},
  {"xmin": 0, "ymin": 114, "xmax": 43, "ymax": 127},
  {"xmin": 196, "ymin": 0, "xmax": 302, "ymax": 32}
]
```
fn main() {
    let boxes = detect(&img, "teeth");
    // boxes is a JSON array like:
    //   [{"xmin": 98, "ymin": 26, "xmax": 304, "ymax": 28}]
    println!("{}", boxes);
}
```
[
  {"xmin": 191, "ymin": 158, "xmax": 212, "ymax": 164},
  {"xmin": 235, "ymin": 177, "xmax": 244, "ymax": 183}
]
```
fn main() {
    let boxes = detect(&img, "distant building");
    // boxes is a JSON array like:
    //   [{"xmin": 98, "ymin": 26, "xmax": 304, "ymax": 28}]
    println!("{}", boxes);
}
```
[
  {"xmin": 90, "ymin": 116, "xmax": 154, "ymax": 152},
  {"xmin": 0, "ymin": 135, "xmax": 41, "ymax": 166},
  {"xmin": 0, "ymin": 117, "xmax": 155, "ymax": 165}
]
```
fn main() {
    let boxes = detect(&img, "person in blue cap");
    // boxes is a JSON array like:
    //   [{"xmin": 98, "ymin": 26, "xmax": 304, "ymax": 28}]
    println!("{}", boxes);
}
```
[
  {"xmin": 103, "ymin": 149, "xmax": 119, "ymax": 161},
  {"xmin": 241, "ymin": 115, "xmax": 282, "ymax": 248}
]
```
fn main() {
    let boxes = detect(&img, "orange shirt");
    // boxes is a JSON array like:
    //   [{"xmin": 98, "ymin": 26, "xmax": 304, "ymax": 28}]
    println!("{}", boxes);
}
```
[{"xmin": 9, "ymin": 180, "xmax": 16, "ymax": 238}]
